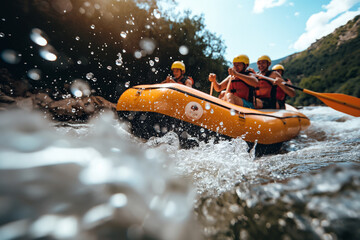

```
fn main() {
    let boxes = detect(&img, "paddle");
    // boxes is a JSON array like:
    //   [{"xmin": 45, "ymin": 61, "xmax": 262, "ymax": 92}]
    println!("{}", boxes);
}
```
[{"xmin": 253, "ymin": 74, "xmax": 360, "ymax": 117}]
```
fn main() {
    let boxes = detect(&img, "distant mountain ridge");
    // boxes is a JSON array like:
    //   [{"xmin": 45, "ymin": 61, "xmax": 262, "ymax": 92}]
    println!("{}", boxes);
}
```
[
  {"xmin": 249, "ymin": 56, "xmax": 286, "ymax": 72},
  {"xmin": 249, "ymin": 15, "xmax": 360, "ymax": 106},
  {"xmin": 281, "ymin": 15, "xmax": 360, "ymax": 106}
]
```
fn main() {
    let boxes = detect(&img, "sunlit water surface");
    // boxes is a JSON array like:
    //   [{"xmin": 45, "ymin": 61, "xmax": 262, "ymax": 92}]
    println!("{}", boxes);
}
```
[{"xmin": 0, "ymin": 106, "xmax": 359, "ymax": 240}]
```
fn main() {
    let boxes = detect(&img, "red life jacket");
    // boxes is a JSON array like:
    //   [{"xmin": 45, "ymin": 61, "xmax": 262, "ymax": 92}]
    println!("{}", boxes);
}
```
[
  {"xmin": 255, "ymin": 70, "xmax": 275, "ymax": 99},
  {"xmin": 275, "ymin": 78, "xmax": 290, "ymax": 101},
  {"xmin": 229, "ymin": 71, "xmax": 254, "ymax": 101},
  {"xmin": 175, "ymin": 75, "xmax": 194, "ymax": 85}
]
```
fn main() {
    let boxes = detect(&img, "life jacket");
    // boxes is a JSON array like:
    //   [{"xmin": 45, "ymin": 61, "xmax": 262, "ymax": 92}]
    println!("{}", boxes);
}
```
[
  {"xmin": 276, "ymin": 78, "xmax": 290, "ymax": 109},
  {"xmin": 255, "ymin": 70, "xmax": 276, "ymax": 99},
  {"xmin": 175, "ymin": 75, "xmax": 194, "ymax": 86},
  {"xmin": 275, "ymin": 78, "xmax": 290, "ymax": 101},
  {"xmin": 229, "ymin": 71, "xmax": 254, "ymax": 101},
  {"xmin": 255, "ymin": 70, "xmax": 277, "ymax": 109}
]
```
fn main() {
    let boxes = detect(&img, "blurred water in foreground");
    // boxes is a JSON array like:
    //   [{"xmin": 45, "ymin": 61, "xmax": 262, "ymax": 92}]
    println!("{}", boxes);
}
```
[{"xmin": 0, "ymin": 106, "xmax": 360, "ymax": 240}]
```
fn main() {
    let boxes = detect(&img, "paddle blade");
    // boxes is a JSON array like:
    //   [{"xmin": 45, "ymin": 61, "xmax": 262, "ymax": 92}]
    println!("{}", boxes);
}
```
[{"xmin": 315, "ymin": 93, "xmax": 360, "ymax": 117}]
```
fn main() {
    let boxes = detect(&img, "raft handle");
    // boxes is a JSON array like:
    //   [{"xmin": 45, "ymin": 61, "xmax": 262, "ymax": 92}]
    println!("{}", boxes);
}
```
[
  {"xmin": 136, "ymin": 89, "xmax": 144, "ymax": 96},
  {"xmin": 238, "ymin": 112, "xmax": 246, "ymax": 120}
]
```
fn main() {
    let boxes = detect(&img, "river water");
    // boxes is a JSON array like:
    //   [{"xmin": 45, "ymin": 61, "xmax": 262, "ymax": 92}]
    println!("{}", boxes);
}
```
[{"xmin": 0, "ymin": 106, "xmax": 359, "ymax": 240}]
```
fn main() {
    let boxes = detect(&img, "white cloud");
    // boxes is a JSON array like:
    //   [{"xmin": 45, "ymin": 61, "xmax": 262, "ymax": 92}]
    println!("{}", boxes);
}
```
[
  {"xmin": 253, "ymin": 0, "xmax": 287, "ymax": 14},
  {"xmin": 294, "ymin": 12, "xmax": 300, "ymax": 16},
  {"xmin": 291, "ymin": 0, "xmax": 360, "ymax": 51}
]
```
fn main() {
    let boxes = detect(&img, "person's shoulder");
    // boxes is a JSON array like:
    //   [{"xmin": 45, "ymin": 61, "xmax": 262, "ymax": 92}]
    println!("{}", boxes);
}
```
[
  {"xmin": 186, "ymin": 76, "xmax": 194, "ymax": 85},
  {"xmin": 270, "ymin": 70, "xmax": 281, "ymax": 77}
]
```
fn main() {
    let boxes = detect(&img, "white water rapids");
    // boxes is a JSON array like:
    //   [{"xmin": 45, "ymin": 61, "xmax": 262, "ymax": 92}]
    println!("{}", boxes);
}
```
[{"xmin": 0, "ymin": 106, "xmax": 359, "ymax": 239}]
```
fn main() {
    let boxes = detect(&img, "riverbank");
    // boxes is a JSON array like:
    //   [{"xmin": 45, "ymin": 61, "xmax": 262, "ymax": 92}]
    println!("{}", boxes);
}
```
[{"xmin": 0, "ymin": 68, "xmax": 116, "ymax": 121}]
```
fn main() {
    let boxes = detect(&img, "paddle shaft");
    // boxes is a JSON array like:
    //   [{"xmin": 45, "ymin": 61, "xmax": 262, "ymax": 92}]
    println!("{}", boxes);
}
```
[{"xmin": 253, "ymin": 73, "xmax": 360, "ymax": 112}]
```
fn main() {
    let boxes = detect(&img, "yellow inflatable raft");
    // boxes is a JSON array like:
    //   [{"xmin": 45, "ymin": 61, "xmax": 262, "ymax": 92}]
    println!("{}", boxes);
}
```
[{"xmin": 117, "ymin": 83, "xmax": 310, "ymax": 154}]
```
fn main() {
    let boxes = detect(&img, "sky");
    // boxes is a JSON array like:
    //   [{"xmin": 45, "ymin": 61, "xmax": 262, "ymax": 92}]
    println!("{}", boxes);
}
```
[{"xmin": 168, "ymin": 0, "xmax": 360, "ymax": 63}]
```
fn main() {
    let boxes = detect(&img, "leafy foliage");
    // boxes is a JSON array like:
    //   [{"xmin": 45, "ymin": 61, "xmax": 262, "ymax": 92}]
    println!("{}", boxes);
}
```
[{"xmin": 0, "ymin": 0, "xmax": 228, "ymax": 102}]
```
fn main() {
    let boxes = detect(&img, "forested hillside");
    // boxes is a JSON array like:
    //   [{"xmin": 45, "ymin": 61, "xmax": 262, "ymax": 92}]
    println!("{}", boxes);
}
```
[{"xmin": 282, "ymin": 15, "xmax": 360, "ymax": 106}]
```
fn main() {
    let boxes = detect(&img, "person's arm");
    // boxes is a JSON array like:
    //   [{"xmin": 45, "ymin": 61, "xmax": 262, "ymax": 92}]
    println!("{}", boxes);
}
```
[
  {"xmin": 184, "ymin": 77, "xmax": 193, "ymax": 87},
  {"xmin": 162, "ymin": 75, "xmax": 176, "ymax": 84},
  {"xmin": 270, "ymin": 71, "xmax": 296, "ymax": 97},
  {"xmin": 229, "ymin": 68, "xmax": 259, "ymax": 87},
  {"xmin": 208, "ymin": 73, "xmax": 231, "ymax": 92}
]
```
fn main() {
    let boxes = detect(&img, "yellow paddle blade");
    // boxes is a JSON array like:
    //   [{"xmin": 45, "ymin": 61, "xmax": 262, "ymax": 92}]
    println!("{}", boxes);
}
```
[{"xmin": 303, "ymin": 90, "xmax": 360, "ymax": 117}]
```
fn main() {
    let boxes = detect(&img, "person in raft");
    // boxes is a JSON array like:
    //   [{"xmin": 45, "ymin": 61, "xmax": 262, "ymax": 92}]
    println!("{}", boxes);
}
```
[
  {"xmin": 208, "ymin": 54, "xmax": 258, "ymax": 109},
  {"xmin": 252, "ymin": 55, "xmax": 295, "ymax": 109},
  {"xmin": 271, "ymin": 64, "xmax": 296, "ymax": 109},
  {"xmin": 162, "ymin": 61, "xmax": 194, "ymax": 87}
]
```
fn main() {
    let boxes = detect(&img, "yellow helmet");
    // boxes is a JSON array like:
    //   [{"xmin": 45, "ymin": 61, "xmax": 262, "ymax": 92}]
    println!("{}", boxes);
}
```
[
  {"xmin": 233, "ymin": 54, "xmax": 249, "ymax": 65},
  {"xmin": 257, "ymin": 55, "xmax": 271, "ymax": 64},
  {"xmin": 171, "ymin": 61, "xmax": 185, "ymax": 72},
  {"xmin": 272, "ymin": 64, "xmax": 285, "ymax": 71}
]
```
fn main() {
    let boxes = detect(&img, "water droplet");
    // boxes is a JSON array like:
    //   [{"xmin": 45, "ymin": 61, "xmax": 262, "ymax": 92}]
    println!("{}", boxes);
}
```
[
  {"xmin": 120, "ymin": 31, "xmax": 127, "ymax": 38},
  {"xmin": 90, "ymin": 24, "xmax": 95, "ymax": 29},
  {"xmin": 39, "ymin": 45, "xmax": 57, "ymax": 61},
  {"xmin": 179, "ymin": 45, "xmax": 189, "ymax": 55},
  {"xmin": 205, "ymin": 103, "xmax": 211, "ymax": 110},
  {"xmin": 92, "ymin": 78, "xmax": 97, "ymax": 82},
  {"xmin": 107, "ymin": 66, "xmax": 112, "ymax": 70},
  {"xmin": 125, "ymin": 81, "xmax": 130, "ymax": 88},
  {"xmin": 75, "ymin": 36, "xmax": 80, "ymax": 41},
  {"xmin": 27, "ymin": 69, "xmax": 41, "ymax": 80},
  {"xmin": 70, "ymin": 79, "xmax": 91, "ymax": 98},
  {"xmin": 154, "ymin": 57, "xmax": 159, "ymax": 62},
  {"xmin": 257, "ymin": 131, "xmax": 261, "ymax": 134},
  {"xmin": 220, "ymin": 122, "xmax": 223, "ymax": 126},
  {"xmin": 200, "ymin": 128, "xmax": 205, "ymax": 133},
  {"xmin": 134, "ymin": 50, "xmax": 142, "ymax": 59},
  {"xmin": 77, "ymin": 60, "xmax": 82, "ymax": 64},
  {"xmin": 210, "ymin": 109, "xmax": 214, "ymax": 114},
  {"xmin": 115, "ymin": 59, "xmax": 123, "ymax": 66},
  {"xmin": 153, "ymin": 9, "xmax": 161, "ymax": 19},
  {"xmin": 230, "ymin": 109, "xmax": 236, "ymax": 116},
  {"xmin": 0, "ymin": 32, "xmax": 5, "ymax": 38},
  {"xmin": 149, "ymin": 60, "xmax": 154, "ymax": 66},
  {"xmin": 168, "ymin": 34, "xmax": 172, "ymax": 39},
  {"xmin": 109, "ymin": 193, "xmax": 128, "ymax": 208},
  {"xmin": 86, "ymin": 72, "xmax": 94, "ymax": 80},
  {"xmin": 1, "ymin": 49, "xmax": 21, "ymax": 64},
  {"xmin": 145, "ymin": 24, "xmax": 151, "ymax": 29},
  {"xmin": 139, "ymin": 38, "xmax": 156, "ymax": 54},
  {"xmin": 30, "ymin": 28, "xmax": 48, "ymax": 46}
]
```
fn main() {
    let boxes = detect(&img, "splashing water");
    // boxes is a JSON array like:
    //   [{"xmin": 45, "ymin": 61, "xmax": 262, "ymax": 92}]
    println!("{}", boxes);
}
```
[{"xmin": 0, "ymin": 110, "xmax": 200, "ymax": 240}]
